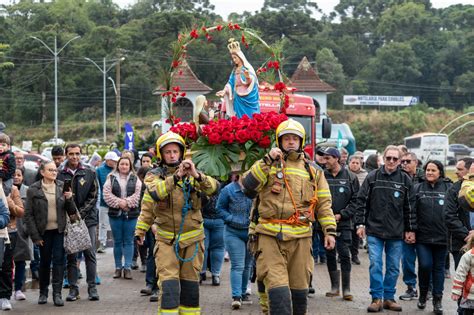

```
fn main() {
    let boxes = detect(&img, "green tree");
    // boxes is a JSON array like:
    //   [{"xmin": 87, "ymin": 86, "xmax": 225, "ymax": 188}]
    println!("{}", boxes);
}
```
[
  {"xmin": 0, "ymin": 44, "xmax": 14, "ymax": 69},
  {"xmin": 359, "ymin": 42, "xmax": 422, "ymax": 95},
  {"xmin": 316, "ymin": 48, "xmax": 346, "ymax": 108}
]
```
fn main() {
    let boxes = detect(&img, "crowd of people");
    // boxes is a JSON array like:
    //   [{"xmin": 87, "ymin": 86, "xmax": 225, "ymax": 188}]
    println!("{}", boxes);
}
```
[{"xmin": 0, "ymin": 123, "xmax": 472, "ymax": 315}]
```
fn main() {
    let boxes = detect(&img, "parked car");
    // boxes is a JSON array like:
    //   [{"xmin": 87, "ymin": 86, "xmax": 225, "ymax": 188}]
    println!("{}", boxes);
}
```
[
  {"xmin": 449, "ymin": 143, "xmax": 472, "ymax": 156},
  {"xmin": 41, "ymin": 138, "xmax": 65, "ymax": 147}
]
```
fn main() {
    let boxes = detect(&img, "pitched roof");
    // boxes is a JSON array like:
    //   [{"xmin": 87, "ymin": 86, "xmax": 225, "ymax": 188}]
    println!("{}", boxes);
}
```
[
  {"xmin": 154, "ymin": 59, "xmax": 212, "ymax": 94},
  {"xmin": 289, "ymin": 56, "xmax": 336, "ymax": 93}
]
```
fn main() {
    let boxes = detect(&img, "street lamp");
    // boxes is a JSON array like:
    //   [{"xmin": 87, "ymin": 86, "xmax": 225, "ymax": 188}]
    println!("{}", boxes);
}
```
[
  {"xmin": 84, "ymin": 57, "xmax": 123, "ymax": 142},
  {"xmin": 30, "ymin": 35, "xmax": 80, "ymax": 140}
]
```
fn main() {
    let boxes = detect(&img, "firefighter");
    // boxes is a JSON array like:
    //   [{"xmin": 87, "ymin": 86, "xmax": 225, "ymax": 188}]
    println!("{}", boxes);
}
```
[
  {"xmin": 135, "ymin": 131, "xmax": 218, "ymax": 315},
  {"xmin": 243, "ymin": 119, "xmax": 337, "ymax": 315}
]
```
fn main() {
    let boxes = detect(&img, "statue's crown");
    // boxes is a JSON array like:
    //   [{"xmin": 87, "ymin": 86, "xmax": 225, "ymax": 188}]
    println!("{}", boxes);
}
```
[{"xmin": 227, "ymin": 38, "xmax": 241, "ymax": 54}]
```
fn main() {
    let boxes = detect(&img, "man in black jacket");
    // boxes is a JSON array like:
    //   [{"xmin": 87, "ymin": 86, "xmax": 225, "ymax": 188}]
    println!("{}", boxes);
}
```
[
  {"xmin": 446, "ymin": 157, "xmax": 474, "ymax": 268},
  {"xmin": 355, "ymin": 145, "xmax": 416, "ymax": 313},
  {"xmin": 321, "ymin": 147, "xmax": 359, "ymax": 301},
  {"xmin": 57, "ymin": 144, "xmax": 99, "ymax": 302}
]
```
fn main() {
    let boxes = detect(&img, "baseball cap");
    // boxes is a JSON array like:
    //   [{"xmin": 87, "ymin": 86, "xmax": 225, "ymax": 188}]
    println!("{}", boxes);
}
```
[
  {"xmin": 104, "ymin": 151, "xmax": 119, "ymax": 162},
  {"xmin": 321, "ymin": 147, "xmax": 341, "ymax": 159}
]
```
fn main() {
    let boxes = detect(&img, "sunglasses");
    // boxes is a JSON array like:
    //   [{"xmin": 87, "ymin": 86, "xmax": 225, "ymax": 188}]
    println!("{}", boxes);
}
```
[
  {"xmin": 385, "ymin": 156, "xmax": 399, "ymax": 162},
  {"xmin": 401, "ymin": 159, "xmax": 412, "ymax": 164}
]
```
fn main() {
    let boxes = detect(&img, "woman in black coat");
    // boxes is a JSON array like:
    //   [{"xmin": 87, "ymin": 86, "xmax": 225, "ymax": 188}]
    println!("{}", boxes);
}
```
[
  {"xmin": 414, "ymin": 160, "xmax": 452, "ymax": 314},
  {"xmin": 24, "ymin": 161, "xmax": 77, "ymax": 306}
]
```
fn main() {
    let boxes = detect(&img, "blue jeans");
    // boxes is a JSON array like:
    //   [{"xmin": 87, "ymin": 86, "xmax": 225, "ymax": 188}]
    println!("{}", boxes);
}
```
[
  {"xmin": 225, "ymin": 226, "xmax": 252, "ymax": 298},
  {"xmin": 401, "ymin": 242, "xmax": 417, "ymax": 287},
  {"xmin": 367, "ymin": 236, "xmax": 403, "ymax": 300},
  {"xmin": 416, "ymin": 243, "xmax": 446, "ymax": 295},
  {"xmin": 202, "ymin": 218, "xmax": 225, "ymax": 276},
  {"xmin": 109, "ymin": 215, "xmax": 137, "ymax": 269}
]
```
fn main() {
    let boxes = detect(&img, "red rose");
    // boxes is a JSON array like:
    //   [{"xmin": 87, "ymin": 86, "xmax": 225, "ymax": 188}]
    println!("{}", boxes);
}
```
[
  {"xmin": 172, "ymin": 60, "xmax": 179, "ymax": 68},
  {"xmin": 208, "ymin": 132, "xmax": 222, "ymax": 145},
  {"xmin": 258, "ymin": 136, "xmax": 271, "ymax": 148},
  {"xmin": 235, "ymin": 129, "xmax": 249, "ymax": 144},
  {"xmin": 216, "ymin": 25, "xmax": 223, "ymax": 31},
  {"xmin": 234, "ymin": 23, "xmax": 241, "ymax": 30},
  {"xmin": 274, "ymin": 81, "xmax": 286, "ymax": 92},
  {"xmin": 190, "ymin": 29, "xmax": 199, "ymax": 39},
  {"xmin": 172, "ymin": 86, "xmax": 181, "ymax": 92}
]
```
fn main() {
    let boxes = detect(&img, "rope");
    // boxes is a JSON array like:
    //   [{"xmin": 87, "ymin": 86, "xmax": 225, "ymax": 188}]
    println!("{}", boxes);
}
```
[
  {"xmin": 174, "ymin": 177, "xmax": 199, "ymax": 263},
  {"xmin": 261, "ymin": 159, "xmax": 318, "ymax": 226}
]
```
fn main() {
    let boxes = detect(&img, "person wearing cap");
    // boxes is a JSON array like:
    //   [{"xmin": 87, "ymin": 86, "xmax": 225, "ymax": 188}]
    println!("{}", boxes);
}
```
[
  {"xmin": 242, "ymin": 119, "xmax": 336, "ymax": 315},
  {"xmin": 96, "ymin": 151, "xmax": 119, "ymax": 252},
  {"xmin": 354, "ymin": 145, "xmax": 416, "ymax": 312},
  {"xmin": 135, "ymin": 131, "xmax": 218, "ymax": 315},
  {"xmin": 320, "ymin": 147, "xmax": 359, "ymax": 301},
  {"xmin": 347, "ymin": 154, "xmax": 367, "ymax": 265}
]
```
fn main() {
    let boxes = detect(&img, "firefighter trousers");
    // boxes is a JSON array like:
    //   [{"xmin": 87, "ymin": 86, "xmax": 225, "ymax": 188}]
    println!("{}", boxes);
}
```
[
  {"xmin": 155, "ymin": 239, "xmax": 204, "ymax": 315},
  {"xmin": 256, "ymin": 234, "xmax": 313, "ymax": 315}
]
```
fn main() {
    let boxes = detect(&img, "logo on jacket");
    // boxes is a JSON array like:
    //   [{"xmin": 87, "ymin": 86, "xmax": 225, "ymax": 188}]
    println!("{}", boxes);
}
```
[
  {"xmin": 394, "ymin": 191, "xmax": 400, "ymax": 198},
  {"xmin": 79, "ymin": 178, "xmax": 86, "ymax": 186},
  {"xmin": 339, "ymin": 187, "xmax": 345, "ymax": 193},
  {"xmin": 439, "ymin": 199, "xmax": 445, "ymax": 206},
  {"xmin": 394, "ymin": 184, "xmax": 401, "ymax": 189}
]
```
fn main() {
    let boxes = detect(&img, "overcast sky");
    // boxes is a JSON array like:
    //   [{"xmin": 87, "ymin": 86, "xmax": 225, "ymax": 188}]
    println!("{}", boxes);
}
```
[{"xmin": 112, "ymin": 0, "xmax": 473, "ymax": 19}]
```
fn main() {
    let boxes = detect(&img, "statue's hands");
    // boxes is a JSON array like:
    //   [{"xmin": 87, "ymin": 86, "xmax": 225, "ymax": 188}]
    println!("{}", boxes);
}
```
[
  {"xmin": 216, "ymin": 90, "xmax": 225, "ymax": 97},
  {"xmin": 243, "ymin": 70, "xmax": 251, "ymax": 81}
]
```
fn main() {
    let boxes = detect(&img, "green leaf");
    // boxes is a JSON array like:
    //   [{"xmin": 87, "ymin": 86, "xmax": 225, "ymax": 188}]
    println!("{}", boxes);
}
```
[{"xmin": 191, "ymin": 142, "xmax": 241, "ymax": 177}]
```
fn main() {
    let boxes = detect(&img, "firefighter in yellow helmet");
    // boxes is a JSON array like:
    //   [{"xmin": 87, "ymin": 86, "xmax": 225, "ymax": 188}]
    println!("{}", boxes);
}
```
[
  {"xmin": 135, "ymin": 131, "xmax": 218, "ymax": 315},
  {"xmin": 243, "ymin": 119, "xmax": 337, "ymax": 315}
]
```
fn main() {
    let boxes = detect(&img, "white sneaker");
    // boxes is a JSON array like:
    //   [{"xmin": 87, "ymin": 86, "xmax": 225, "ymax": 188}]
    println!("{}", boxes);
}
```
[
  {"xmin": 14, "ymin": 290, "xmax": 26, "ymax": 301},
  {"xmin": 1, "ymin": 298, "xmax": 12, "ymax": 310}
]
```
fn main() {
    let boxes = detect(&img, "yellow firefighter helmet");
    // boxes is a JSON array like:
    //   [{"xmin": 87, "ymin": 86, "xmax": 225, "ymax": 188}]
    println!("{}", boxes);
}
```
[{"xmin": 275, "ymin": 119, "xmax": 306, "ymax": 150}]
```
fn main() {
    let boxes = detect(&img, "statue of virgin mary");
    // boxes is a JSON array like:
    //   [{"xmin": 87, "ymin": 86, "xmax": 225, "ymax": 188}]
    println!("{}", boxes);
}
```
[{"xmin": 216, "ymin": 38, "xmax": 260, "ymax": 118}]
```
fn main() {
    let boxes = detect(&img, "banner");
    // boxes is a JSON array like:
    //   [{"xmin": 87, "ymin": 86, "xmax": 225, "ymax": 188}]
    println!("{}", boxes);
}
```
[
  {"xmin": 124, "ymin": 122, "xmax": 134, "ymax": 151},
  {"xmin": 343, "ymin": 95, "xmax": 419, "ymax": 106}
]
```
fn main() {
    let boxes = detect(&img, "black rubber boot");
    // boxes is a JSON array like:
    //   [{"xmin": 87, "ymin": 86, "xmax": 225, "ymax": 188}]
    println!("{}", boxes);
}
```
[
  {"xmin": 268, "ymin": 286, "xmax": 292, "ymax": 315},
  {"xmin": 325, "ymin": 270, "xmax": 340, "ymax": 297},
  {"xmin": 291, "ymin": 288, "xmax": 308, "ymax": 315},
  {"xmin": 52, "ymin": 266, "xmax": 64, "ymax": 306},
  {"xmin": 433, "ymin": 294, "xmax": 443, "ymax": 315},
  {"xmin": 417, "ymin": 290, "xmax": 427, "ymax": 310},
  {"xmin": 341, "ymin": 271, "xmax": 353, "ymax": 301}
]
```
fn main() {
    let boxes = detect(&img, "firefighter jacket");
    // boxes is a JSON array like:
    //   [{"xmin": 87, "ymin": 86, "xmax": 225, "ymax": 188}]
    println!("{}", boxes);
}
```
[
  {"xmin": 242, "ymin": 152, "xmax": 336, "ymax": 241},
  {"xmin": 459, "ymin": 173, "xmax": 474, "ymax": 211},
  {"xmin": 135, "ymin": 165, "xmax": 217, "ymax": 248}
]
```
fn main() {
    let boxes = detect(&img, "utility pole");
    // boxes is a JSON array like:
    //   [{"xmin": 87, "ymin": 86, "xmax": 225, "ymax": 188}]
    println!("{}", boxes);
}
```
[
  {"xmin": 31, "ymin": 35, "xmax": 80, "ymax": 140},
  {"xmin": 115, "ymin": 57, "xmax": 122, "ymax": 135},
  {"xmin": 84, "ymin": 57, "xmax": 121, "ymax": 142}
]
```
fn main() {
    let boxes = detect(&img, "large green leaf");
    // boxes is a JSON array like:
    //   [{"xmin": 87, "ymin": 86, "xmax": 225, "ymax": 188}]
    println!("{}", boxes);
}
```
[{"xmin": 191, "ymin": 142, "xmax": 241, "ymax": 177}]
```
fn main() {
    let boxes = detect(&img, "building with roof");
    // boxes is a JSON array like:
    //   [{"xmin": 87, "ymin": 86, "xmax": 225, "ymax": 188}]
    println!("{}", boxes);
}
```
[
  {"xmin": 289, "ymin": 56, "xmax": 336, "ymax": 122},
  {"xmin": 153, "ymin": 59, "xmax": 212, "ymax": 132}
]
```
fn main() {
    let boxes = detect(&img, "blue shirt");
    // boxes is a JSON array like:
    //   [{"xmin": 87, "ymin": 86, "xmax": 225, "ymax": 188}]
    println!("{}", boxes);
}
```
[{"xmin": 216, "ymin": 182, "xmax": 252, "ymax": 229}]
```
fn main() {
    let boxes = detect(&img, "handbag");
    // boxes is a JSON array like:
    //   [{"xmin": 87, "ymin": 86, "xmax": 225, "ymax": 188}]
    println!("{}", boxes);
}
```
[{"xmin": 64, "ymin": 212, "xmax": 92, "ymax": 254}]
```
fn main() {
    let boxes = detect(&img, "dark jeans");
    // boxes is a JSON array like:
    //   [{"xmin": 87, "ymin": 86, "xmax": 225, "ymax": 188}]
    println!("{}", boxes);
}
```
[
  {"xmin": 39, "ymin": 229, "xmax": 65, "ymax": 292},
  {"xmin": 144, "ymin": 230, "xmax": 157, "ymax": 289},
  {"xmin": 14, "ymin": 260, "xmax": 26, "ymax": 291},
  {"xmin": 350, "ymin": 228, "xmax": 360, "ymax": 258},
  {"xmin": 453, "ymin": 250, "xmax": 464, "ymax": 270},
  {"xmin": 416, "ymin": 243, "xmax": 446, "ymax": 296},
  {"xmin": 30, "ymin": 244, "xmax": 40, "ymax": 273},
  {"xmin": 312, "ymin": 230, "xmax": 326, "ymax": 261},
  {"xmin": 0, "ymin": 232, "xmax": 16, "ymax": 299},
  {"xmin": 327, "ymin": 230, "xmax": 352, "ymax": 272},
  {"xmin": 67, "ymin": 225, "xmax": 97, "ymax": 288}
]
